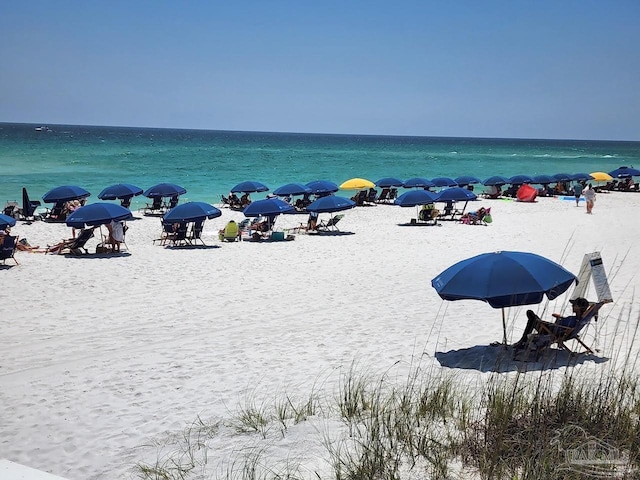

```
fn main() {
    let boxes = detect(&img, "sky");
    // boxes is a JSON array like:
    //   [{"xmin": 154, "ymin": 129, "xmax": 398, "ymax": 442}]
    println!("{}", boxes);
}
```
[{"xmin": 1, "ymin": 1, "xmax": 639, "ymax": 140}]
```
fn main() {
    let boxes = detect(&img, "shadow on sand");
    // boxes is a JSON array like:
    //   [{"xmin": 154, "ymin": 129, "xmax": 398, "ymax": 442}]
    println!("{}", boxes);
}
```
[{"xmin": 435, "ymin": 344, "xmax": 609, "ymax": 373}]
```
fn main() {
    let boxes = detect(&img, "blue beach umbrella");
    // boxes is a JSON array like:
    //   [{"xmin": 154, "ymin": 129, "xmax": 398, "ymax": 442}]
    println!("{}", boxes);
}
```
[
  {"xmin": 394, "ymin": 190, "xmax": 437, "ymax": 207},
  {"xmin": 432, "ymin": 251, "xmax": 577, "ymax": 345},
  {"xmin": 434, "ymin": 187, "xmax": 477, "ymax": 202},
  {"xmin": 306, "ymin": 195, "xmax": 356, "ymax": 213},
  {"xmin": 431, "ymin": 177, "xmax": 458, "ymax": 187},
  {"xmin": 163, "ymin": 202, "xmax": 222, "ymax": 223},
  {"xmin": 375, "ymin": 177, "xmax": 404, "ymax": 188},
  {"xmin": 98, "ymin": 183, "xmax": 143, "ymax": 200},
  {"xmin": 553, "ymin": 173, "xmax": 573, "ymax": 182},
  {"xmin": 482, "ymin": 176, "xmax": 510, "ymax": 186},
  {"xmin": 42, "ymin": 185, "xmax": 91, "ymax": 203},
  {"xmin": 532, "ymin": 174, "xmax": 555, "ymax": 185},
  {"xmin": 454, "ymin": 176, "xmax": 482, "ymax": 186},
  {"xmin": 144, "ymin": 183, "xmax": 187, "ymax": 198},
  {"xmin": 508, "ymin": 175, "xmax": 534, "ymax": 185},
  {"xmin": 571, "ymin": 173, "xmax": 594, "ymax": 182},
  {"xmin": 65, "ymin": 202, "xmax": 132, "ymax": 228},
  {"xmin": 609, "ymin": 166, "xmax": 640, "ymax": 178},
  {"xmin": 243, "ymin": 198, "xmax": 294, "ymax": 217},
  {"xmin": 305, "ymin": 180, "xmax": 339, "ymax": 195},
  {"xmin": 231, "ymin": 181, "xmax": 269, "ymax": 193},
  {"xmin": 0, "ymin": 213, "xmax": 17, "ymax": 230},
  {"xmin": 273, "ymin": 183, "xmax": 312, "ymax": 196},
  {"xmin": 403, "ymin": 177, "xmax": 435, "ymax": 189}
]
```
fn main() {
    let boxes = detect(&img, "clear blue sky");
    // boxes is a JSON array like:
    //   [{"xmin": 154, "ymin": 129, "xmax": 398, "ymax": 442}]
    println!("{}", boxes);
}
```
[{"xmin": 2, "ymin": 1, "xmax": 639, "ymax": 140}]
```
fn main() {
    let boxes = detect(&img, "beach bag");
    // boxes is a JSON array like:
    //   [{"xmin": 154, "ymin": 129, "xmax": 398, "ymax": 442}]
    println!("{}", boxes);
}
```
[{"xmin": 483, "ymin": 213, "xmax": 493, "ymax": 224}]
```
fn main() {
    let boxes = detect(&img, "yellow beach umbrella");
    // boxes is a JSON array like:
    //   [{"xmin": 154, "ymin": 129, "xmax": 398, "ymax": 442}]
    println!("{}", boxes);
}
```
[
  {"xmin": 339, "ymin": 177, "xmax": 375, "ymax": 190},
  {"xmin": 589, "ymin": 172, "xmax": 613, "ymax": 182}
]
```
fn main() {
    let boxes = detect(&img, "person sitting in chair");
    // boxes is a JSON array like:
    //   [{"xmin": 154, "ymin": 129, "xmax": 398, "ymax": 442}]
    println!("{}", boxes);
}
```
[{"xmin": 512, "ymin": 297, "xmax": 590, "ymax": 350}]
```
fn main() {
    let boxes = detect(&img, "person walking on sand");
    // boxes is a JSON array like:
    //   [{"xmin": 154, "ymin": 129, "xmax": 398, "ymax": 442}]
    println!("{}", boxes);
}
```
[
  {"xmin": 573, "ymin": 182, "xmax": 583, "ymax": 206},
  {"xmin": 584, "ymin": 183, "xmax": 596, "ymax": 214}
]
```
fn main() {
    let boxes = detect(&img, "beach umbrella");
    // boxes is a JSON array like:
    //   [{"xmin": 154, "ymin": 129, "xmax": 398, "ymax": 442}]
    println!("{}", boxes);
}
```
[
  {"xmin": 0, "ymin": 213, "xmax": 17, "ymax": 230},
  {"xmin": 375, "ymin": 177, "xmax": 404, "ymax": 188},
  {"xmin": 553, "ymin": 173, "xmax": 573, "ymax": 182},
  {"xmin": 42, "ymin": 185, "xmax": 91, "ymax": 203},
  {"xmin": 98, "ymin": 183, "xmax": 143, "ymax": 200},
  {"xmin": 306, "ymin": 195, "xmax": 356, "ymax": 213},
  {"xmin": 394, "ymin": 190, "xmax": 437, "ymax": 207},
  {"xmin": 431, "ymin": 177, "xmax": 458, "ymax": 187},
  {"xmin": 431, "ymin": 251, "xmax": 577, "ymax": 345},
  {"xmin": 273, "ymin": 183, "xmax": 311, "ymax": 196},
  {"xmin": 571, "ymin": 173, "xmax": 593, "ymax": 182},
  {"xmin": 403, "ymin": 177, "xmax": 435, "ymax": 188},
  {"xmin": 243, "ymin": 198, "xmax": 294, "ymax": 217},
  {"xmin": 482, "ymin": 176, "xmax": 510, "ymax": 186},
  {"xmin": 532, "ymin": 174, "xmax": 555, "ymax": 185},
  {"xmin": 340, "ymin": 178, "xmax": 375, "ymax": 190},
  {"xmin": 305, "ymin": 180, "xmax": 339, "ymax": 195},
  {"xmin": 163, "ymin": 201, "xmax": 222, "ymax": 223},
  {"xmin": 454, "ymin": 176, "xmax": 482, "ymax": 186},
  {"xmin": 589, "ymin": 172, "xmax": 613, "ymax": 182},
  {"xmin": 231, "ymin": 181, "xmax": 269, "ymax": 193},
  {"xmin": 144, "ymin": 183, "xmax": 187, "ymax": 198},
  {"xmin": 609, "ymin": 166, "xmax": 640, "ymax": 178},
  {"xmin": 65, "ymin": 202, "xmax": 133, "ymax": 228},
  {"xmin": 434, "ymin": 187, "xmax": 477, "ymax": 202},
  {"xmin": 508, "ymin": 174, "xmax": 534, "ymax": 185}
]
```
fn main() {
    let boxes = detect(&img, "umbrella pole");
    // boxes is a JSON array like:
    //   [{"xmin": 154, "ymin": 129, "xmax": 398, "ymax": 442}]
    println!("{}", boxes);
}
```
[{"xmin": 502, "ymin": 308, "xmax": 507, "ymax": 346}]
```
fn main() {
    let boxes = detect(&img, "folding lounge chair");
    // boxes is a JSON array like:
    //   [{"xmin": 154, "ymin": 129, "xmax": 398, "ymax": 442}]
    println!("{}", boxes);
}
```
[
  {"xmin": 191, "ymin": 220, "xmax": 205, "ymax": 245},
  {"xmin": 143, "ymin": 197, "xmax": 163, "ymax": 215},
  {"xmin": 518, "ymin": 301, "xmax": 608, "ymax": 360},
  {"xmin": 48, "ymin": 228, "xmax": 95, "ymax": 255},
  {"xmin": 317, "ymin": 214, "xmax": 345, "ymax": 232},
  {"xmin": 0, "ymin": 235, "xmax": 19, "ymax": 265},
  {"xmin": 22, "ymin": 188, "xmax": 41, "ymax": 221},
  {"xmin": 154, "ymin": 222, "xmax": 176, "ymax": 245}
]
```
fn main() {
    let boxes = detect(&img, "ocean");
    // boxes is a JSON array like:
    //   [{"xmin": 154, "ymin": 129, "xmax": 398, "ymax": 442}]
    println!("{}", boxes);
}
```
[{"xmin": 2, "ymin": 122, "xmax": 639, "ymax": 210}]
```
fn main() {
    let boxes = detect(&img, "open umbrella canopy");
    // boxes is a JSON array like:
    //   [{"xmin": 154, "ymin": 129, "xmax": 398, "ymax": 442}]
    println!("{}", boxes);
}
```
[
  {"xmin": 589, "ymin": 172, "xmax": 614, "ymax": 182},
  {"xmin": 432, "ymin": 251, "xmax": 577, "ymax": 308},
  {"xmin": 243, "ymin": 198, "xmax": 294, "ymax": 217},
  {"xmin": 339, "ymin": 178, "xmax": 375, "ymax": 190},
  {"xmin": 163, "ymin": 202, "xmax": 221, "ymax": 223},
  {"xmin": 305, "ymin": 180, "xmax": 339, "ymax": 195},
  {"xmin": 394, "ymin": 190, "xmax": 437, "ymax": 207},
  {"xmin": 98, "ymin": 183, "xmax": 143, "ymax": 200},
  {"xmin": 42, "ymin": 185, "xmax": 91, "ymax": 203},
  {"xmin": 434, "ymin": 187, "xmax": 477, "ymax": 202},
  {"xmin": 482, "ymin": 176, "xmax": 510, "ymax": 186},
  {"xmin": 0, "ymin": 213, "xmax": 17, "ymax": 229},
  {"xmin": 454, "ymin": 175, "xmax": 482, "ymax": 186},
  {"xmin": 144, "ymin": 183, "xmax": 187, "ymax": 198},
  {"xmin": 508, "ymin": 174, "xmax": 534, "ymax": 185},
  {"xmin": 273, "ymin": 183, "xmax": 311, "ymax": 196},
  {"xmin": 231, "ymin": 181, "xmax": 269, "ymax": 193},
  {"xmin": 431, "ymin": 177, "xmax": 458, "ymax": 187},
  {"xmin": 375, "ymin": 177, "xmax": 404, "ymax": 188},
  {"xmin": 403, "ymin": 177, "xmax": 435, "ymax": 188},
  {"xmin": 571, "ymin": 173, "xmax": 593, "ymax": 182},
  {"xmin": 306, "ymin": 195, "xmax": 356, "ymax": 213},
  {"xmin": 609, "ymin": 166, "xmax": 640, "ymax": 178},
  {"xmin": 432, "ymin": 250, "xmax": 577, "ymax": 345},
  {"xmin": 65, "ymin": 202, "xmax": 132, "ymax": 228},
  {"xmin": 532, "ymin": 174, "xmax": 555, "ymax": 184},
  {"xmin": 553, "ymin": 173, "xmax": 573, "ymax": 182}
]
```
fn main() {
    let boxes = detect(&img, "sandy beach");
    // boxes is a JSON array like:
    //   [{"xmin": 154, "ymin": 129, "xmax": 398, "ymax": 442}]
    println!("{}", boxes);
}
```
[{"xmin": 1, "ymin": 191, "xmax": 638, "ymax": 479}]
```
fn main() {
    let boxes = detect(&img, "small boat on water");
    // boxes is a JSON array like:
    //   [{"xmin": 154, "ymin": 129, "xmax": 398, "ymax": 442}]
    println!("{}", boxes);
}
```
[{"xmin": 35, "ymin": 126, "xmax": 51, "ymax": 132}]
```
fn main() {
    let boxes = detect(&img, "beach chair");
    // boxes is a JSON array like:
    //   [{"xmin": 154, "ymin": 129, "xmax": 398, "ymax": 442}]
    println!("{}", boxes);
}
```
[
  {"xmin": 168, "ymin": 223, "xmax": 189, "ymax": 246},
  {"xmin": 0, "ymin": 235, "xmax": 19, "ymax": 265},
  {"xmin": 22, "ymin": 188, "xmax": 41, "ymax": 221},
  {"xmin": 44, "ymin": 202, "xmax": 65, "ymax": 222},
  {"xmin": 48, "ymin": 228, "xmax": 95, "ymax": 255},
  {"xmin": 376, "ymin": 188, "xmax": 390, "ymax": 203},
  {"xmin": 517, "ymin": 301, "xmax": 608, "ymax": 360},
  {"xmin": 154, "ymin": 221, "xmax": 176, "ymax": 246},
  {"xmin": 143, "ymin": 197, "xmax": 163, "ymax": 215},
  {"xmin": 191, "ymin": 220, "xmax": 205, "ymax": 245},
  {"xmin": 317, "ymin": 214, "xmax": 345, "ymax": 232}
]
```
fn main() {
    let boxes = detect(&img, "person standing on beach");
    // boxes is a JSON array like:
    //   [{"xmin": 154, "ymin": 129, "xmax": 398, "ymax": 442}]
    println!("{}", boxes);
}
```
[
  {"xmin": 583, "ymin": 184, "xmax": 596, "ymax": 214},
  {"xmin": 573, "ymin": 182, "xmax": 583, "ymax": 206}
]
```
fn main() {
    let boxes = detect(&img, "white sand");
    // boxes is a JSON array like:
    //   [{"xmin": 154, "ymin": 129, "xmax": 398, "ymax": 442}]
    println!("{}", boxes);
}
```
[{"xmin": 1, "ymin": 192, "xmax": 638, "ymax": 479}]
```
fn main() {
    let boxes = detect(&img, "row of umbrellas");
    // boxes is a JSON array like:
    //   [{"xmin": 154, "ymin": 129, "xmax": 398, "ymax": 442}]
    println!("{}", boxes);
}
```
[{"xmin": 40, "ymin": 183, "xmax": 188, "ymax": 204}]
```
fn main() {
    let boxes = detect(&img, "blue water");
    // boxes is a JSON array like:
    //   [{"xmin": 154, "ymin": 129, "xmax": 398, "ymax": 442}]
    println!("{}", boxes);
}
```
[{"xmin": 2, "ymin": 122, "xmax": 639, "ymax": 209}]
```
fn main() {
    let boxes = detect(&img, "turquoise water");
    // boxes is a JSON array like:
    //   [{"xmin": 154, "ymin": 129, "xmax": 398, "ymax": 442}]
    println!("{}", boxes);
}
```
[{"xmin": 2, "ymin": 123, "xmax": 639, "ymax": 209}]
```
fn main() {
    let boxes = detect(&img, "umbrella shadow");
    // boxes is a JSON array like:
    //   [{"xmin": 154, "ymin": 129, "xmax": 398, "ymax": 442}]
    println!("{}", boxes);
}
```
[
  {"xmin": 312, "ymin": 231, "xmax": 355, "ymax": 236},
  {"xmin": 165, "ymin": 244, "xmax": 221, "ymax": 250},
  {"xmin": 64, "ymin": 252, "xmax": 133, "ymax": 259},
  {"xmin": 397, "ymin": 222, "xmax": 443, "ymax": 227},
  {"xmin": 435, "ymin": 344, "xmax": 609, "ymax": 373}
]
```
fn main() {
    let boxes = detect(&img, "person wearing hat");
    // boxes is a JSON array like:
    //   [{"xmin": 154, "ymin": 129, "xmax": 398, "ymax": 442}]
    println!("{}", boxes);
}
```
[{"xmin": 513, "ymin": 297, "xmax": 591, "ymax": 350}]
